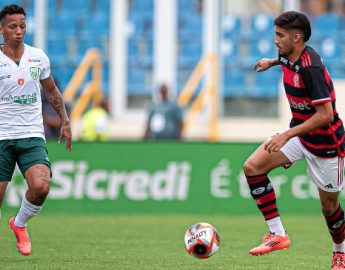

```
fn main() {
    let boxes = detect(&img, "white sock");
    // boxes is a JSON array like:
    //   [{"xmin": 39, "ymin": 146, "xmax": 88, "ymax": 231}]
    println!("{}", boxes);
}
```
[
  {"xmin": 267, "ymin": 217, "xmax": 286, "ymax": 236},
  {"xmin": 334, "ymin": 242, "xmax": 345, "ymax": 253},
  {"xmin": 14, "ymin": 196, "xmax": 42, "ymax": 227}
]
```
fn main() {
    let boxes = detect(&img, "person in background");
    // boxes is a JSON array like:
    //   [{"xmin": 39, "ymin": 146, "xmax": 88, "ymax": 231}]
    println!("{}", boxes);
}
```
[
  {"xmin": 0, "ymin": 4, "xmax": 72, "ymax": 256},
  {"xmin": 80, "ymin": 99, "xmax": 110, "ymax": 141},
  {"xmin": 143, "ymin": 83, "xmax": 183, "ymax": 140}
]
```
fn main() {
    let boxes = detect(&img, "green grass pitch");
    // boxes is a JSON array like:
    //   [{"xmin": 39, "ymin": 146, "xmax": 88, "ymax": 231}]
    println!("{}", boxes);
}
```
[{"xmin": 0, "ymin": 213, "xmax": 333, "ymax": 269}]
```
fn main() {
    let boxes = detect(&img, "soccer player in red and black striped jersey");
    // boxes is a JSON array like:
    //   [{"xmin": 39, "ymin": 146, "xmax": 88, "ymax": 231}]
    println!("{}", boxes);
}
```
[{"xmin": 243, "ymin": 11, "xmax": 345, "ymax": 269}]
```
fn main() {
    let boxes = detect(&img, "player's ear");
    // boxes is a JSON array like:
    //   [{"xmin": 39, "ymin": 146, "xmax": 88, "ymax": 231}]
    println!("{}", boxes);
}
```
[{"xmin": 293, "ymin": 33, "xmax": 302, "ymax": 43}]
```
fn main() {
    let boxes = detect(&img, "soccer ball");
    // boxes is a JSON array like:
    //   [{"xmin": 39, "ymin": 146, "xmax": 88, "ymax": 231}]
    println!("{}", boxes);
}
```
[{"xmin": 184, "ymin": 222, "xmax": 220, "ymax": 259}]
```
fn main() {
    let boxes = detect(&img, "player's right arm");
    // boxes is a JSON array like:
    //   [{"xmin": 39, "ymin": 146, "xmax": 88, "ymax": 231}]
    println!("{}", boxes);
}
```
[{"xmin": 253, "ymin": 58, "xmax": 279, "ymax": 72}]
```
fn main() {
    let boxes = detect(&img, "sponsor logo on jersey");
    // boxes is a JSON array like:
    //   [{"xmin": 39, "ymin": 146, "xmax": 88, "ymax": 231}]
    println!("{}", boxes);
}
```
[
  {"xmin": 0, "ymin": 63, "xmax": 9, "ymax": 68},
  {"xmin": 0, "ymin": 74, "xmax": 11, "ymax": 80},
  {"xmin": 288, "ymin": 99, "xmax": 311, "ymax": 110},
  {"xmin": 29, "ymin": 67, "xmax": 41, "ymax": 80},
  {"xmin": 1, "ymin": 93, "xmax": 37, "ymax": 105},
  {"xmin": 28, "ymin": 58, "xmax": 41, "ymax": 63},
  {"xmin": 17, "ymin": 78, "xmax": 24, "ymax": 85}
]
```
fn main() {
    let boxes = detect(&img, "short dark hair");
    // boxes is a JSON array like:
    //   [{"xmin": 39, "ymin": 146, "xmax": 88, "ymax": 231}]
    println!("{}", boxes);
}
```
[
  {"xmin": 0, "ymin": 4, "xmax": 26, "ymax": 24},
  {"xmin": 274, "ymin": 11, "xmax": 311, "ymax": 42}
]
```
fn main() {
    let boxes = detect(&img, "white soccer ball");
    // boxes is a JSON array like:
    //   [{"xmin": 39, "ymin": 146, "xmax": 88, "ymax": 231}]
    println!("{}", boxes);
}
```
[{"xmin": 184, "ymin": 222, "xmax": 220, "ymax": 259}]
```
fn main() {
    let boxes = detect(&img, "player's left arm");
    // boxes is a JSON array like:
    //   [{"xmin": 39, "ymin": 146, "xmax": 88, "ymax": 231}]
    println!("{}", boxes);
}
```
[{"xmin": 40, "ymin": 76, "xmax": 72, "ymax": 151}]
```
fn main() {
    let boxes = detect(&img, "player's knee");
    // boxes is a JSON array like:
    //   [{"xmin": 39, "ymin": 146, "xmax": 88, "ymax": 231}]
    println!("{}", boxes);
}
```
[
  {"xmin": 34, "ymin": 180, "xmax": 50, "ymax": 199},
  {"xmin": 322, "ymin": 201, "xmax": 339, "ymax": 217},
  {"xmin": 243, "ymin": 159, "xmax": 258, "ymax": 177}
]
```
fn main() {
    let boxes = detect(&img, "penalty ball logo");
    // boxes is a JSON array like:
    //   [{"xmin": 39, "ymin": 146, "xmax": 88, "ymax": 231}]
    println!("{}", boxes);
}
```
[{"xmin": 184, "ymin": 222, "xmax": 220, "ymax": 259}]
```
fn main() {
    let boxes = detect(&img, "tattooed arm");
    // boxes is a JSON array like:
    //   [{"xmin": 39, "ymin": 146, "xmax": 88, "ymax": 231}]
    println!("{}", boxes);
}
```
[{"xmin": 40, "ymin": 76, "xmax": 72, "ymax": 151}]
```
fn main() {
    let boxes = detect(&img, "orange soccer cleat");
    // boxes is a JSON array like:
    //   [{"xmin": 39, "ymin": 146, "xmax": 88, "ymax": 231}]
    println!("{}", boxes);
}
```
[
  {"xmin": 332, "ymin": 252, "xmax": 345, "ymax": 269},
  {"xmin": 249, "ymin": 232, "xmax": 291, "ymax": 256},
  {"xmin": 9, "ymin": 216, "xmax": 31, "ymax": 256}
]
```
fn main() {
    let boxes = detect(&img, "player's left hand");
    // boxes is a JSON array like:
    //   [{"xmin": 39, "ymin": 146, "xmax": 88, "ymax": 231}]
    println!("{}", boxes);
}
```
[
  {"xmin": 59, "ymin": 121, "xmax": 72, "ymax": 152},
  {"xmin": 264, "ymin": 132, "xmax": 289, "ymax": 154}
]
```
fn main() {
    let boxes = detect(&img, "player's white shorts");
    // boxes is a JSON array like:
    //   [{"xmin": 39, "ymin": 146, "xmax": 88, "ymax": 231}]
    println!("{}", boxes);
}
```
[{"xmin": 281, "ymin": 136, "xmax": 344, "ymax": 192}]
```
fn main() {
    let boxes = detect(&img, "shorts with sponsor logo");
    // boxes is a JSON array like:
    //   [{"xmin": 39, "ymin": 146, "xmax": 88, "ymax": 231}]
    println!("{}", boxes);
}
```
[
  {"xmin": 281, "ymin": 136, "xmax": 344, "ymax": 192},
  {"xmin": 0, "ymin": 137, "xmax": 51, "ymax": 181}
]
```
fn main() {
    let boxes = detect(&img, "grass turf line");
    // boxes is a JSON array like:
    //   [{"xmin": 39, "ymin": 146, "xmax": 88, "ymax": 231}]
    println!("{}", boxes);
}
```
[{"xmin": 0, "ymin": 214, "xmax": 331, "ymax": 270}]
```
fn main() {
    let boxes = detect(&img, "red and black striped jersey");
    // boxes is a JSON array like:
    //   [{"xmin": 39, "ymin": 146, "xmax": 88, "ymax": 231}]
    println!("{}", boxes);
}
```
[{"xmin": 279, "ymin": 46, "xmax": 345, "ymax": 157}]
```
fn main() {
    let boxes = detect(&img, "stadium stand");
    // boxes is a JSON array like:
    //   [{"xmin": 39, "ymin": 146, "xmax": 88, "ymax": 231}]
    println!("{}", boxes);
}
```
[
  {"xmin": 3, "ymin": 0, "xmax": 341, "ymax": 103},
  {"xmin": 318, "ymin": 37, "xmax": 343, "ymax": 69},
  {"xmin": 177, "ymin": 0, "xmax": 203, "ymax": 92},
  {"xmin": 127, "ymin": 0, "xmax": 154, "ymax": 96},
  {"xmin": 246, "ymin": 70, "xmax": 281, "ymax": 98},
  {"xmin": 221, "ymin": 39, "xmax": 240, "ymax": 68},
  {"xmin": 246, "ymin": 13, "xmax": 274, "ymax": 40},
  {"xmin": 46, "ymin": 0, "xmax": 110, "ymax": 94},
  {"xmin": 222, "ymin": 14, "xmax": 242, "ymax": 40},
  {"xmin": 245, "ymin": 37, "xmax": 276, "ymax": 68},
  {"xmin": 223, "ymin": 70, "xmax": 246, "ymax": 98},
  {"xmin": 312, "ymin": 12, "xmax": 342, "ymax": 40}
]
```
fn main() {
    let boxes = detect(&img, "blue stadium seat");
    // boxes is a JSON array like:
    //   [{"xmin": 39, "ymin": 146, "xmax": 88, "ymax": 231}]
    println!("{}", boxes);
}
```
[
  {"xmin": 246, "ymin": 70, "xmax": 281, "ymax": 98},
  {"xmin": 222, "ymin": 14, "xmax": 242, "ymax": 40},
  {"xmin": 221, "ymin": 39, "xmax": 240, "ymax": 68},
  {"xmin": 128, "ymin": 39, "xmax": 139, "ymax": 65},
  {"xmin": 180, "ymin": 14, "xmax": 202, "ymax": 31},
  {"xmin": 24, "ymin": 34, "xmax": 34, "ymax": 46},
  {"xmin": 47, "ymin": 37, "xmax": 69, "ymax": 66},
  {"xmin": 223, "ymin": 70, "xmax": 246, "ymax": 98},
  {"xmin": 95, "ymin": 0, "xmax": 109, "ymax": 11},
  {"xmin": 247, "ymin": 13, "xmax": 274, "ymax": 40},
  {"xmin": 102, "ymin": 65, "xmax": 109, "ymax": 94},
  {"xmin": 327, "ymin": 67, "xmax": 345, "ymax": 80},
  {"xmin": 82, "ymin": 13, "xmax": 109, "ymax": 36},
  {"xmin": 245, "ymin": 38, "xmax": 276, "ymax": 68},
  {"xmin": 49, "ymin": 14, "xmax": 77, "ymax": 35},
  {"xmin": 177, "ymin": 69, "xmax": 192, "ymax": 93},
  {"xmin": 313, "ymin": 12, "xmax": 341, "ymax": 40},
  {"xmin": 128, "ymin": 11, "xmax": 153, "ymax": 37},
  {"xmin": 77, "ymin": 36, "xmax": 107, "ymax": 59},
  {"xmin": 1, "ymin": 0, "xmax": 23, "ymax": 7},
  {"xmin": 130, "ymin": 0, "xmax": 154, "ymax": 11},
  {"xmin": 52, "ymin": 67, "xmax": 75, "ymax": 92},
  {"xmin": 178, "ymin": 43, "xmax": 202, "ymax": 68},
  {"xmin": 62, "ymin": 0, "xmax": 90, "ymax": 14},
  {"xmin": 179, "ymin": 43, "xmax": 202, "ymax": 59},
  {"xmin": 318, "ymin": 37, "xmax": 343, "ymax": 68},
  {"xmin": 128, "ymin": 37, "xmax": 153, "ymax": 67},
  {"xmin": 127, "ymin": 68, "xmax": 151, "ymax": 95}
]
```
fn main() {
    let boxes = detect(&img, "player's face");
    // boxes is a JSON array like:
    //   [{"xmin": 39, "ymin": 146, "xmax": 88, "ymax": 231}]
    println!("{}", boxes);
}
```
[
  {"xmin": 274, "ymin": 26, "xmax": 295, "ymax": 56},
  {"xmin": 0, "ymin": 14, "xmax": 26, "ymax": 47}
]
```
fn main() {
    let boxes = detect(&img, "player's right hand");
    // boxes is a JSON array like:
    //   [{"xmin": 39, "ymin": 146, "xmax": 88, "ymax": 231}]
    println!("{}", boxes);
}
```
[{"xmin": 253, "ymin": 58, "xmax": 274, "ymax": 72}]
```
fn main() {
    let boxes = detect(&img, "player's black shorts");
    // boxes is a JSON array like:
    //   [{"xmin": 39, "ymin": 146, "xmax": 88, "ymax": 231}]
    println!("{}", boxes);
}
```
[{"xmin": 0, "ymin": 137, "xmax": 51, "ymax": 181}]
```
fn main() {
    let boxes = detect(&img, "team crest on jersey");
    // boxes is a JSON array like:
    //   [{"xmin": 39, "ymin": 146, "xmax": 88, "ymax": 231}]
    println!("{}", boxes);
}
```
[
  {"xmin": 29, "ymin": 67, "xmax": 41, "ymax": 80},
  {"xmin": 293, "ymin": 73, "xmax": 300, "ymax": 88}
]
